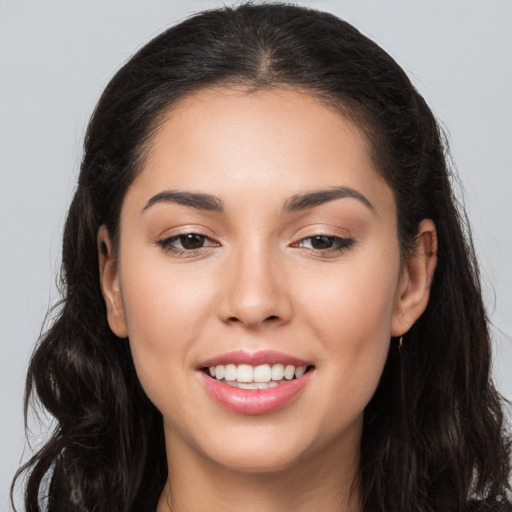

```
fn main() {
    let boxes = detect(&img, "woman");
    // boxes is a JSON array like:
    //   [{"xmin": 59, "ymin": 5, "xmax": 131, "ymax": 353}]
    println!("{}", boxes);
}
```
[{"xmin": 12, "ymin": 3, "xmax": 511, "ymax": 511}]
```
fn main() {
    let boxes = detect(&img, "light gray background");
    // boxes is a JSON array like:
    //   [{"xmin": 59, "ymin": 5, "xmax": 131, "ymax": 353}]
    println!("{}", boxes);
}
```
[{"xmin": 1, "ymin": 0, "xmax": 511, "ymax": 509}]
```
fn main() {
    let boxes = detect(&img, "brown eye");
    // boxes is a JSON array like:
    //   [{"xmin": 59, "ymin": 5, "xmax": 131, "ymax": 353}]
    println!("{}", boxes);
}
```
[
  {"xmin": 179, "ymin": 234, "xmax": 206, "ymax": 249},
  {"xmin": 156, "ymin": 232, "xmax": 218, "ymax": 255},
  {"xmin": 309, "ymin": 236, "xmax": 336, "ymax": 250},
  {"xmin": 294, "ymin": 235, "xmax": 355, "ymax": 254}
]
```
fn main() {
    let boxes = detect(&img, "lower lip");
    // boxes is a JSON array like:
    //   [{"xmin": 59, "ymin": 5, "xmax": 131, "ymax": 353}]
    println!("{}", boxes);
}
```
[{"xmin": 199, "ymin": 371, "xmax": 313, "ymax": 415}]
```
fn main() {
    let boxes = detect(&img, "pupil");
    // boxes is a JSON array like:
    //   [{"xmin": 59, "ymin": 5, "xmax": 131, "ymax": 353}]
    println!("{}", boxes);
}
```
[
  {"xmin": 181, "ymin": 234, "xmax": 204, "ymax": 249},
  {"xmin": 311, "ymin": 236, "xmax": 333, "ymax": 250}
]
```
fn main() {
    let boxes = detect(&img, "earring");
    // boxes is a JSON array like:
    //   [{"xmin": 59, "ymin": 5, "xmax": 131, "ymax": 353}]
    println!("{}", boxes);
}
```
[{"xmin": 398, "ymin": 336, "xmax": 404, "ymax": 353}]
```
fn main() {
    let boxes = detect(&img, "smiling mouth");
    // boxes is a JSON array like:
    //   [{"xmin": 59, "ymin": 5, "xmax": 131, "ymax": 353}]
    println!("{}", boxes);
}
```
[{"xmin": 201, "ymin": 363, "xmax": 316, "ymax": 389}]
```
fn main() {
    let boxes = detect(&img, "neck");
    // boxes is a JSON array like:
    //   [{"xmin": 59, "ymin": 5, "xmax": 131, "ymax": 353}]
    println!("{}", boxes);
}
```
[{"xmin": 157, "ymin": 428, "xmax": 362, "ymax": 512}]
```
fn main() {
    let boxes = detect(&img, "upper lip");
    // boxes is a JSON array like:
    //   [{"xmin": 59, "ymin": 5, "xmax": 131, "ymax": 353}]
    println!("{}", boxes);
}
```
[{"xmin": 198, "ymin": 350, "xmax": 313, "ymax": 368}]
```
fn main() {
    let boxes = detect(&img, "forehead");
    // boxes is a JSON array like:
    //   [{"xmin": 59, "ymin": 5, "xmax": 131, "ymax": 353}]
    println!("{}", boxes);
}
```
[{"xmin": 127, "ymin": 87, "xmax": 393, "ymax": 215}]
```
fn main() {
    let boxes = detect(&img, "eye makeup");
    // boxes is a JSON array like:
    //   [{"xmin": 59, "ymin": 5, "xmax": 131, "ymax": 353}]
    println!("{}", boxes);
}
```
[{"xmin": 155, "ymin": 231, "xmax": 355, "ymax": 259}]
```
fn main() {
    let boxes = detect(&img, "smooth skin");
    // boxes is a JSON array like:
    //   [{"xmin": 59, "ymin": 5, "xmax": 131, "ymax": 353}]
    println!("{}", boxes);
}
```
[{"xmin": 98, "ymin": 88, "xmax": 437, "ymax": 512}]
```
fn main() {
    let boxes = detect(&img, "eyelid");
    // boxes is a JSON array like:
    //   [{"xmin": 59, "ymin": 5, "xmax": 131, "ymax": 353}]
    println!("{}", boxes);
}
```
[
  {"xmin": 154, "ymin": 223, "xmax": 221, "ymax": 240},
  {"xmin": 291, "ymin": 222, "xmax": 351, "ymax": 237},
  {"xmin": 158, "ymin": 233, "xmax": 218, "ymax": 244},
  {"xmin": 289, "ymin": 223, "xmax": 356, "ymax": 257},
  {"xmin": 153, "ymin": 225, "xmax": 355, "ymax": 257},
  {"xmin": 154, "ymin": 228, "xmax": 221, "ymax": 257},
  {"xmin": 292, "ymin": 234, "xmax": 354, "ymax": 249}
]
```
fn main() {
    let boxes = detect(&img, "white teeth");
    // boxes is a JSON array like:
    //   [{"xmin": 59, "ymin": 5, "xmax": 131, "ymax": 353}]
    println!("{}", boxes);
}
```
[
  {"xmin": 207, "ymin": 363, "xmax": 311, "ymax": 384},
  {"xmin": 284, "ymin": 365, "xmax": 295, "ymax": 380},
  {"xmin": 253, "ymin": 364, "xmax": 272, "ymax": 383},
  {"xmin": 215, "ymin": 365, "xmax": 225, "ymax": 380},
  {"xmin": 224, "ymin": 364, "xmax": 237, "ymax": 381},
  {"xmin": 238, "ymin": 382, "xmax": 259, "ymax": 389},
  {"xmin": 295, "ymin": 366, "xmax": 306, "ymax": 378},
  {"xmin": 223, "ymin": 381, "xmax": 279, "ymax": 389},
  {"xmin": 237, "ymin": 364, "xmax": 253, "ymax": 383},
  {"xmin": 271, "ymin": 363, "xmax": 284, "ymax": 380}
]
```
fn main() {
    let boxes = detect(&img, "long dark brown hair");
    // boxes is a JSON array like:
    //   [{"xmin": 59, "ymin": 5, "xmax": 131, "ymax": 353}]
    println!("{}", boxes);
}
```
[{"xmin": 12, "ymin": 3, "xmax": 511, "ymax": 511}]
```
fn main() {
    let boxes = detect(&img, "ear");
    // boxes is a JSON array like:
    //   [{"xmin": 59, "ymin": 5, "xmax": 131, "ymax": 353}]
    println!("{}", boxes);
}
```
[
  {"xmin": 391, "ymin": 219, "xmax": 438, "ymax": 337},
  {"xmin": 97, "ymin": 225, "xmax": 128, "ymax": 338}
]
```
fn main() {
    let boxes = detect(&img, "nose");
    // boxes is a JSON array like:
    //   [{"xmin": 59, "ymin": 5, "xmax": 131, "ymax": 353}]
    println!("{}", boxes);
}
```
[{"xmin": 217, "ymin": 241, "xmax": 293, "ymax": 329}]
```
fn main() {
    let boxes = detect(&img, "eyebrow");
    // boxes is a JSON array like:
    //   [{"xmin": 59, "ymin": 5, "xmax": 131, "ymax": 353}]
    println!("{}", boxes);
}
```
[
  {"xmin": 142, "ymin": 186, "xmax": 375, "ymax": 215},
  {"xmin": 142, "ymin": 191, "xmax": 224, "ymax": 213},
  {"xmin": 281, "ymin": 186, "xmax": 375, "ymax": 214}
]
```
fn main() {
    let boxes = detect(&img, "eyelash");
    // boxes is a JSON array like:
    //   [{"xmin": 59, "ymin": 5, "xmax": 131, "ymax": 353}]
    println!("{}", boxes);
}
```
[
  {"xmin": 156, "ymin": 233, "xmax": 355, "ymax": 257},
  {"xmin": 156, "ymin": 233, "xmax": 219, "ymax": 256},
  {"xmin": 291, "ymin": 235, "xmax": 355, "ymax": 254}
]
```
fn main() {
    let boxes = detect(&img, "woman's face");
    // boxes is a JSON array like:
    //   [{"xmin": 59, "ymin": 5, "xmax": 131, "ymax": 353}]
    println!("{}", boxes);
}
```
[{"xmin": 100, "ymin": 87, "xmax": 434, "ymax": 475}]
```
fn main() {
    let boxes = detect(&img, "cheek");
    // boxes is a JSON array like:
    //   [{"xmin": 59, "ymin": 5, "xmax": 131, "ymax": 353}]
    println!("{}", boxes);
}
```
[
  {"xmin": 300, "ymin": 248, "xmax": 400, "ymax": 347},
  {"xmin": 123, "ymin": 268, "xmax": 210, "ymax": 337},
  {"xmin": 296, "ymin": 245, "xmax": 400, "ymax": 411},
  {"xmin": 118, "ymin": 251, "xmax": 216, "ymax": 403}
]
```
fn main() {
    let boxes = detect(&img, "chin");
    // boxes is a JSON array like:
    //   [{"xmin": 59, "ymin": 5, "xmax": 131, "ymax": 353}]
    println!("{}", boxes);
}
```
[
  {"xmin": 192, "ymin": 423, "xmax": 313, "ymax": 473},
  {"xmin": 209, "ymin": 445, "xmax": 306, "ymax": 474}
]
